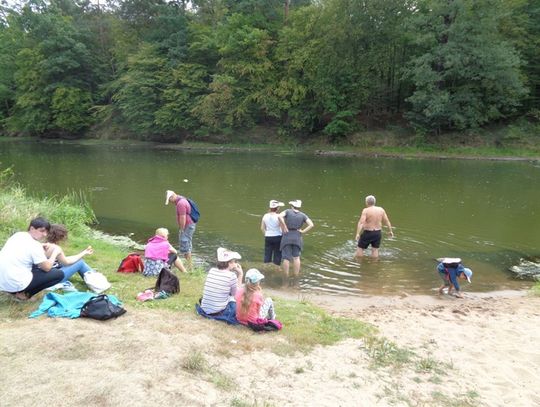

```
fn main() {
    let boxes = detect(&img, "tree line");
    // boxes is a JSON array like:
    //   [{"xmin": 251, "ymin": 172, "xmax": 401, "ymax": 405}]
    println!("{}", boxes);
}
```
[{"xmin": 0, "ymin": 0, "xmax": 538, "ymax": 142}]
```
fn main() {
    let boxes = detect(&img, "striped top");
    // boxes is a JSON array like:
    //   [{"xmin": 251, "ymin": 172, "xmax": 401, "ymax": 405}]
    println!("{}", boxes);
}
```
[{"xmin": 200, "ymin": 268, "xmax": 238, "ymax": 314}]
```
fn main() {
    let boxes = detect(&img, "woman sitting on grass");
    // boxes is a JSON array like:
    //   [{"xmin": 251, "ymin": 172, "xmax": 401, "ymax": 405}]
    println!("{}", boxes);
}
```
[
  {"xmin": 0, "ymin": 217, "xmax": 63, "ymax": 301},
  {"xmin": 143, "ymin": 227, "xmax": 186, "ymax": 277},
  {"xmin": 45, "ymin": 223, "xmax": 95, "ymax": 286},
  {"xmin": 235, "ymin": 268, "xmax": 276, "ymax": 325},
  {"xmin": 196, "ymin": 247, "xmax": 244, "ymax": 324}
]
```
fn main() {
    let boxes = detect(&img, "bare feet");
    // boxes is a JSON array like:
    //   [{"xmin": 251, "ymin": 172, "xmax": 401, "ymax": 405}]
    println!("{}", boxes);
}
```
[{"xmin": 11, "ymin": 292, "xmax": 29, "ymax": 302}]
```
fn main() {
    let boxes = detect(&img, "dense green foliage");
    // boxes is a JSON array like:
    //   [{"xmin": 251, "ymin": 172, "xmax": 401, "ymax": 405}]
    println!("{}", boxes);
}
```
[{"xmin": 0, "ymin": 0, "xmax": 538, "ymax": 140}]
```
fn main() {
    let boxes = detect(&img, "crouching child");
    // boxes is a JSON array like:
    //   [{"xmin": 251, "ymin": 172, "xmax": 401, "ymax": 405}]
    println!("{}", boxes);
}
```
[{"xmin": 437, "ymin": 257, "xmax": 473, "ymax": 298}]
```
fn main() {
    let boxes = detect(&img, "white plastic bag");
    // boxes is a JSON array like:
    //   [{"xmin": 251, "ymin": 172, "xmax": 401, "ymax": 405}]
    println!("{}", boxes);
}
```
[{"xmin": 83, "ymin": 271, "xmax": 111, "ymax": 294}]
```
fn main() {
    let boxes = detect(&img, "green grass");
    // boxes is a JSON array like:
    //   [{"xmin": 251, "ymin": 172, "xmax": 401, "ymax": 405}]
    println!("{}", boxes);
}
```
[
  {"xmin": 276, "ymin": 298, "xmax": 374, "ymax": 350},
  {"xmin": 363, "ymin": 336, "xmax": 414, "ymax": 369},
  {"xmin": 210, "ymin": 370, "xmax": 236, "ymax": 391},
  {"xmin": 181, "ymin": 349, "xmax": 236, "ymax": 391},
  {"xmin": 416, "ymin": 356, "xmax": 441, "ymax": 374},
  {"xmin": 230, "ymin": 398, "xmax": 275, "ymax": 407},
  {"xmin": 431, "ymin": 390, "xmax": 480, "ymax": 407},
  {"xmin": 182, "ymin": 350, "xmax": 208, "ymax": 373}
]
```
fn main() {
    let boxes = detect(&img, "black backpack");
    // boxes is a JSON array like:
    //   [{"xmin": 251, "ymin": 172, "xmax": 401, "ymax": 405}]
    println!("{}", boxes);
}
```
[
  {"xmin": 80, "ymin": 295, "xmax": 127, "ymax": 320},
  {"xmin": 155, "ymin": 267, "xmax": 180, "ymax": 294}
]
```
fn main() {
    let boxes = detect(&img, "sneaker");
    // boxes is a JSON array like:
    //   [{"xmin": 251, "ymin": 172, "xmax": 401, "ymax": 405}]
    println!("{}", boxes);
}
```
[
  {"xmin": 46, "ymin": 282, "xmax": 64, "ymax": 291},
  {"xmin": 154, "ymin": 290, "xmax": 170, "ymax": 300},
  {"xmin": 45, "ymin": 281, "xmax": 78, "ymax": 292},
  {"xmin": 60, "ymin": 281, "xmax": 78, "ymax": 292},
  {"xmin": 136, "ymin": 289, "xmax": 155, "ymax": 302}
]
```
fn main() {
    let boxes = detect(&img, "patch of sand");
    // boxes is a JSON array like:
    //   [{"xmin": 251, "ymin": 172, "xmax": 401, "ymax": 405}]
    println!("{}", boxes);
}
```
[{"xmin": 1, "ymin": 290, "xmax": 539, "ymax": 406}]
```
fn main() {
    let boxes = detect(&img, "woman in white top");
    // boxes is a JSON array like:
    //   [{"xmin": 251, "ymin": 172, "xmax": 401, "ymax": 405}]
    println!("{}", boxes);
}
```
[
  {"xmin": 260, "ymin": 200, "xmax": 284, "ymax": 266},
  {"xmin": 0, "ymin": 217, "xmax": 64, "ymax": 300}
]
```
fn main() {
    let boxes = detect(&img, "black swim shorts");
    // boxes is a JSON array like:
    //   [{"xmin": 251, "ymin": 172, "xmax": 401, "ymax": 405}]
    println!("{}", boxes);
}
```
[{"xmin": 358, "ymin": 230, "xmax": 382, "ymax": 249}]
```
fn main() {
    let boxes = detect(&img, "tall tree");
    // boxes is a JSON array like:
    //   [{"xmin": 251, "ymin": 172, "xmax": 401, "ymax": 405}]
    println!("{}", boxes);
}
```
[
  {"xmin": 192, "ymin": 12, "xmax": 278, "ymax": 131},
  {"xmin": 0, "ymin": 7, "xmax": 21, "ymax": 127},
  {"xmin": 404, "ymin": 0, "xmax": 527, "ymax": 132},
  {"xmin": 112, "ymin": 42, "xmax": 166, "ymax": 137},
  {"xmin": 275, "ymin": 0, "xmax": 412, "ymax": 136},
  {"xmin": 7, "ymin": 1, "xmax": 96, "ymax": 135}
]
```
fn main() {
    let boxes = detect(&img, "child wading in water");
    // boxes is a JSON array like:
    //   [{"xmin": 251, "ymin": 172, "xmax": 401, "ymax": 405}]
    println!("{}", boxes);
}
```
[
  {"xmin": 235, "ymin": 268, "xmax": 276, "ymax": 325},
  {"xmin": 143, "ymin": 228, "xmax": 186, "ymax": 277}
]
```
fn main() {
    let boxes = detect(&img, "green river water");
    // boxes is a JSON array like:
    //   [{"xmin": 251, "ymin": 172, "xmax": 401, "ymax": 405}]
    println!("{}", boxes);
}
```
[{"xmin": 1, "ymin": 141, "xmax": 538, "ymax": 295}]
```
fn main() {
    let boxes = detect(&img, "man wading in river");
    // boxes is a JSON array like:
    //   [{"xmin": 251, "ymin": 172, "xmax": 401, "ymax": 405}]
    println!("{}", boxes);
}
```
[
  {"xmin": 166, "ymin": 190, "xmax": 196, "ymax": 268},
  {"xmin": 355, "ymin": 195, "xmax": 394, "ymax": 259}
]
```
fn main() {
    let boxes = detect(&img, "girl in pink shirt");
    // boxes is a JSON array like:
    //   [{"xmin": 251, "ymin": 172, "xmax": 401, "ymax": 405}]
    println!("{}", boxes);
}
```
[
  {"xmin": 143, "ymin": 228, "xmax": 186, "ymax": 276},
  {"xmin": 235, "ymin": 268, "xmax": 276, "ymax": 325}
]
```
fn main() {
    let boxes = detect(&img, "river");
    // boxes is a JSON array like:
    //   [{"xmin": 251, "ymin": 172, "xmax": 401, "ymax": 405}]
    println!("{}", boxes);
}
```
[{"xmin": 1, "ymin": 140, "xmax": 538, "ymax": 294}]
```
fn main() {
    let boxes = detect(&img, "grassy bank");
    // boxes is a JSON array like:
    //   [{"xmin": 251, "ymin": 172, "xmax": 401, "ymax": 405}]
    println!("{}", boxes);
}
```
[{"xmin": 0, "ymin": 169, "xmax": 374, "ymax": 349}]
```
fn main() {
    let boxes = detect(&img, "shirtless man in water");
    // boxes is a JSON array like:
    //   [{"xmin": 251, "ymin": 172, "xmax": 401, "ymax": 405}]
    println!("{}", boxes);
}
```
[{"xmin": 355, "ymin": 195, "xmax": 394, "ymax": 258}]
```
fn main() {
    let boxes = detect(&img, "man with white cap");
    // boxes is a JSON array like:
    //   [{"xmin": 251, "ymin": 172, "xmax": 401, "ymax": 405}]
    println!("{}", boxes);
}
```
[
  {"xmin": 278, "ymin": 200, "xmax": 314, "ymax": 280},
  {"xmin": 355, "ymin": 195, "xmax": 393, "ymax": 259},
  {"xmin": 261, "ymin": 200, "xmax": 285, "ymax": 267},
  {"xmin": 200, "ymin": 247, "xmax": 244, "ymax": 315},
  {"xmin": 436, "ymin": 258, "xmax": 473, "ymax": 298},
  {"xmin": 165, "ymin": 190, "xmax": 196, "ymax": 267}
]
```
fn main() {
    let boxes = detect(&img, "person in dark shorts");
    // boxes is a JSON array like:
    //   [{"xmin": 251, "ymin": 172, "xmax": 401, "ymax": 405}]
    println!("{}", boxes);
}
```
[
  {"xmin": 358, "ymin": 230, "xmax": 382, "ymax": 250},
  {"xmin": 278, "ymin": 200, "xmax": 314, "ymax": 278},
  {"xmin": 355, "ymin": 195, "xmax": 394, "ymax": 258}
]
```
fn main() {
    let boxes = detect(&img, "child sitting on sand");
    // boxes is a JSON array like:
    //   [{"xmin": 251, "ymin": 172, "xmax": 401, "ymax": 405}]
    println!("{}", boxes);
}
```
[
  {"xmin": 143, "ymin": 228, "xmax": 186, "ymax": 277},
  {"xmin": 437, "ymin": 258, "xmax": 473, "ymax": 298},
  {"xmin": 235, "ymin": 268, "xmax": 276, "ymax": 324}
]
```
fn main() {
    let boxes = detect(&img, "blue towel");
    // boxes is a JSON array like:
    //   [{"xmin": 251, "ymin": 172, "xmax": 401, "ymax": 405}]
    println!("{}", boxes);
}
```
[
  {"xmin": 29, "ymin": 292, "xmax": 123, "ymax": 319},
  {"xmin": 195, "ymin": 301, "xmax": 239, "ymax": 325}
]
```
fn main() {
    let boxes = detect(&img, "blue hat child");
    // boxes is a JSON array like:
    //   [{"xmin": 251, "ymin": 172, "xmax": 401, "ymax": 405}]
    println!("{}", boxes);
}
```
[{"xmin": 245, "ymin": 268, "xmax": 265, "ymax": 284}]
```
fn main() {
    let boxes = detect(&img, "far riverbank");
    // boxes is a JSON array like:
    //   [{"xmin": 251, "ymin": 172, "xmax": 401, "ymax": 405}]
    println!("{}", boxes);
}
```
[{"xmin": 1, "ymin": 135, "xmax": 540, "ymax": 162}]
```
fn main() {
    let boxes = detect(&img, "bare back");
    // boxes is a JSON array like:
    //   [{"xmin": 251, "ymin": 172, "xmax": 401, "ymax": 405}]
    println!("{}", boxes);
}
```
[{"xmin": 361, "ymin": 206, "xmax": 387, "ymax": 231}]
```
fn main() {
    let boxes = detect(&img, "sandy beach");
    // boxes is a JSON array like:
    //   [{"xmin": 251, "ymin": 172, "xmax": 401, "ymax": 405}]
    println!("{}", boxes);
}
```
[{"xmin": 1, "ymin": 290, "xmax": 539, "ymax": 407}]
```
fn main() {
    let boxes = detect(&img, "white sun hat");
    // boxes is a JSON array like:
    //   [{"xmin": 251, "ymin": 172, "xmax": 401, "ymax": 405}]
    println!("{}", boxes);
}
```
[
  {"xmin": 438, "ymin": 257, "xmax": 462, "ymax": 264},
  {"xmin": 269, "ymin": 200, "xmax": 284, "ymax": 209},
  {"xmin": 288, "ymin": 199, "xmax": 302, "ymax": 208},
  {"xmin": 217, "ymin": 247, "xmax": 242, "ymax": 262},
  {"xmin": 165, "ymin": 190, "xmax": 175, "ymax": 205}
]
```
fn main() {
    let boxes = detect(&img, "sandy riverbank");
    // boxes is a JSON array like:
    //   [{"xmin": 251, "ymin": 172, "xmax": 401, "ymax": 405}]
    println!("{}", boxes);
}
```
[{"xmin": 1, "ymin": 290, "xmax": 539, "ymax": 406}]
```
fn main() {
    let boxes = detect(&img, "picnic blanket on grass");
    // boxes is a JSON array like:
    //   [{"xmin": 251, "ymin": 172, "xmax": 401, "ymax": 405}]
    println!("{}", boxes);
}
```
[{"xmin": 29, "ymin": 292, "xmax": 122, "ymax": 319}]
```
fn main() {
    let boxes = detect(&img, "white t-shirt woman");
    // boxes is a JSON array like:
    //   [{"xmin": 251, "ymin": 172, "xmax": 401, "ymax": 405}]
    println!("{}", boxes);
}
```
[{"xmin": 261, "ymin": 200, "xmax": 284, "ymax": 266}]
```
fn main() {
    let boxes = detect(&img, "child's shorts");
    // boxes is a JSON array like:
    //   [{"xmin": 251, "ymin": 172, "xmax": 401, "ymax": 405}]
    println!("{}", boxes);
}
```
[{"xmin": 438, "ymin": 271, "xmax": 450, "ymax": 286}]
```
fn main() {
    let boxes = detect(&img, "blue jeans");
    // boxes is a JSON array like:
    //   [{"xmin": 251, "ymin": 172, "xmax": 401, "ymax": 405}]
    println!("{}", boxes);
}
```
[
  {"xmin": 179, "ymin": 223, "xmax": 196, "ymax": 254},
  {"xmin": 60, "ymin": 260, "xmax": 93, "ymax": 283}
]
